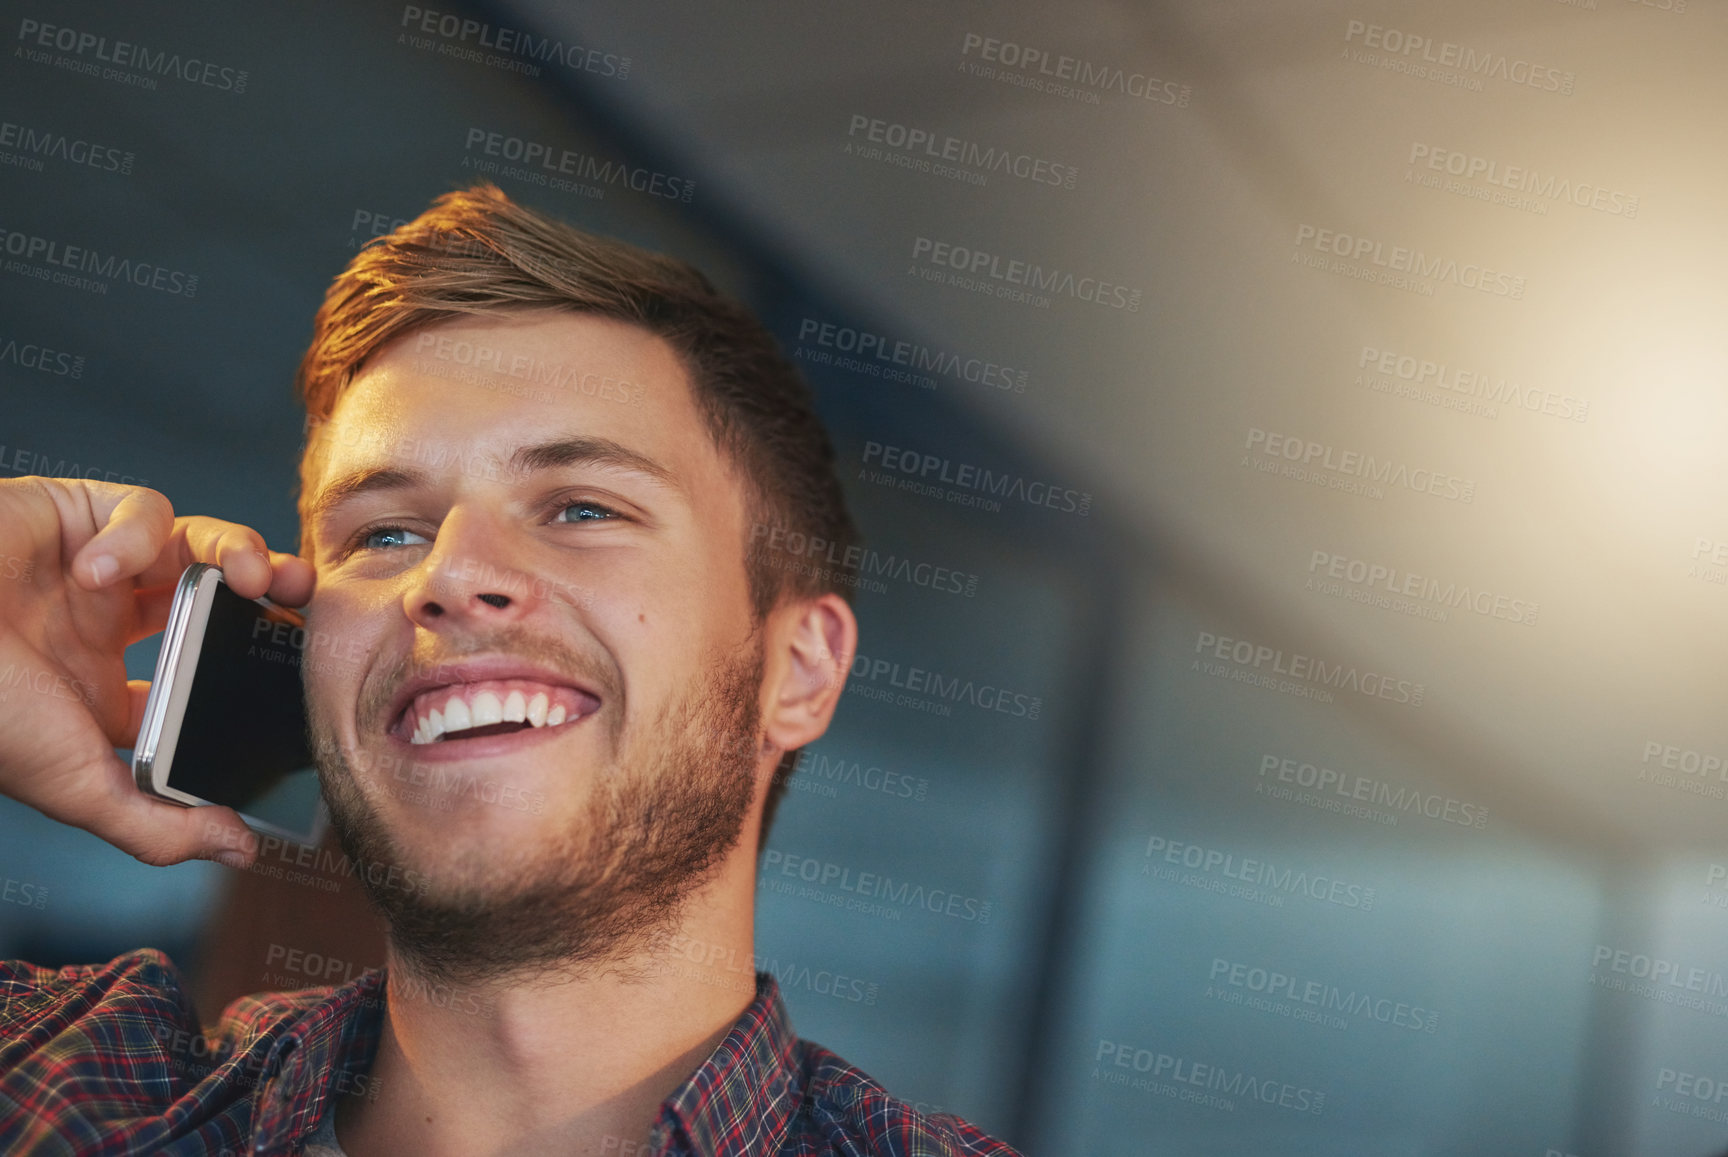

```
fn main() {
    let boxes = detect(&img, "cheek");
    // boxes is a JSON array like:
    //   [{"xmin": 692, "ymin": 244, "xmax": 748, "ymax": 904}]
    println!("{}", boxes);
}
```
[{"xmin": 301, "ymin": 598, "xmax": 382, "ymax": 702}]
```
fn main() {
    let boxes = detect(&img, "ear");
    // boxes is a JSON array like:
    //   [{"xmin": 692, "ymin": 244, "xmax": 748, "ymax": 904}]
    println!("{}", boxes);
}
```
[{"xmin": 762, "ymin": 593, "xmax": 858, "ymax": 754}]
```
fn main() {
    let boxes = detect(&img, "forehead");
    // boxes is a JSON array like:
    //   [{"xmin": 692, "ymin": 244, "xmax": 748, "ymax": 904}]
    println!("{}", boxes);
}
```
[{"xmin": 307, "ymin": 311, "xmax": 728, "ymax": 517}]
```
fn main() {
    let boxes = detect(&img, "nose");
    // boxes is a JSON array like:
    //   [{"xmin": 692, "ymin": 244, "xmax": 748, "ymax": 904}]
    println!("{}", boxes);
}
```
[{"xmin": 401, "ymin": 506, "xmax": 537, "ymax": 631}]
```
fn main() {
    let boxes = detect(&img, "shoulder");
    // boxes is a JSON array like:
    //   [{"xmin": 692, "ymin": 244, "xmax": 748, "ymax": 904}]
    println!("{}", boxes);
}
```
[
  {"xmin": 0, "ymin": 949, "xmax": 205, "ymax": 1136},
  {"xmin": 790, "ymin": 1040, "xmax": 1023, "ymax": 1157},
  {"xmin": 0, "ymin": 947, "xmax": 333, "ymax": 1036},
  {"xmin": 0, "ymin": 947, "xmax": 192, "ymax": 1036},
  {"xmin": 0, "ymin": 949, "xmax": 359, "ymax": 1143},
  {"xmin": 0, "ymin": 947, "xmax": 341, "ymax": 1077}
]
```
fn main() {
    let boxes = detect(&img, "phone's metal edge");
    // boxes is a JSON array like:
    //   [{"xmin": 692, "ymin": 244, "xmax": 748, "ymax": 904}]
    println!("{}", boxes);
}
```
[
  {"xmin": 148, "ymin": 568, "xmax": 226, "ymax": 810},
  {"xmin": 132, "ymin": 563, "xmax": 215, "ymax": 793},
  {"xmin": 134, "ymin": 563, "xmax": 326, "ymax": 847}
]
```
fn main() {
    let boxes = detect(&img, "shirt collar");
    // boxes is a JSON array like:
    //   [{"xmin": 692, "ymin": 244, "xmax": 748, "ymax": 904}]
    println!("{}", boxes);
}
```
[
  {"xmin": 654, "ymin": 972, "xmax": 802, "ymax": 1157},
  {"xmin": 250, "ymin": 967, "xmax": 387, "ymax": 1152},
  {"xmin": 260, "ymin": 968, "xmax": 800, "ymax": 1156}
]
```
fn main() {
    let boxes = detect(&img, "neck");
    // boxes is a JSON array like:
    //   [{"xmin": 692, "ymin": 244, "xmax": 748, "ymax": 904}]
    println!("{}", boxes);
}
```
[{"xmin": 335, "ymin": 851, "xmax": 759, "ymax": 1157}]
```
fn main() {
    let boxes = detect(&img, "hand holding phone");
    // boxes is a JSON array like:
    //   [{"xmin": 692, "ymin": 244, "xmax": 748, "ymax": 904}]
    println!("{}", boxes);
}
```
[{"xmin": 0, "ymin": 477, "xmax": 313, "ymax": 867}]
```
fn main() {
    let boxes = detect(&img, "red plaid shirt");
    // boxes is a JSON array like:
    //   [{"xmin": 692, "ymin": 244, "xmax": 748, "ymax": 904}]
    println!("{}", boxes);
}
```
[{"xmin": 0, "ymin": 950, "xmax": 1021, "ymax": 1156}]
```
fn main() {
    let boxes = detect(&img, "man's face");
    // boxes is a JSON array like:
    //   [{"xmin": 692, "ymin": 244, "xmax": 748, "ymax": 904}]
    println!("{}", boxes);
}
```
[{"xmin": 299, "ymin": 311, "xmax": 767, "ymax": 982}]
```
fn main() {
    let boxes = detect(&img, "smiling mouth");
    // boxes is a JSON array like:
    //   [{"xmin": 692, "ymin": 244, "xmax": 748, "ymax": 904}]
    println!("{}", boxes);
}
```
[{"xmin": 393, "ymin": 678, "xmax": 600, "ymax": 745}]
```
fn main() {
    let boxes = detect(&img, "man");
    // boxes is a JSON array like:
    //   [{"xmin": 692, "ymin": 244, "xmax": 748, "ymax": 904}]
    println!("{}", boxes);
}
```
[{"xmin": 0, "ymin": 184, "xmax": 1019, "ymax": 1156}]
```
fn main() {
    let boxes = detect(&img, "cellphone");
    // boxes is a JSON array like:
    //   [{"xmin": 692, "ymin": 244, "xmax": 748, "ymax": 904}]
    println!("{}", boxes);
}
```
[{"xmin": 132, "ymin": 562, "xmax": 327, "ymax": 847}]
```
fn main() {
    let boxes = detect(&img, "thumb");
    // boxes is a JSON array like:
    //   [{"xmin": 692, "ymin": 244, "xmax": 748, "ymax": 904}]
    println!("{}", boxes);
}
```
[{"xmin": 73, "ymin": 752, "xmax": 259, "ymax": 869}]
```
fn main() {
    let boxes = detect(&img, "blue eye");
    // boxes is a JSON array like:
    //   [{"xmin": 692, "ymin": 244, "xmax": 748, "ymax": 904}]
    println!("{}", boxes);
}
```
[
  {"xmin": 555, "ymin": 501, "xmax": 619, "ymax": 523},
  {"xmin": 359, "ymin": 526, "xmax": 429, "ymax": 550}
]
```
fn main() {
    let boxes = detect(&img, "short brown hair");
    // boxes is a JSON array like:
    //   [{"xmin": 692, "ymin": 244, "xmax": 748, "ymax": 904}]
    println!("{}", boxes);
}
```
[{"xmin": 293, "ymin": 183, "xmax": 855, "ymax": 834}]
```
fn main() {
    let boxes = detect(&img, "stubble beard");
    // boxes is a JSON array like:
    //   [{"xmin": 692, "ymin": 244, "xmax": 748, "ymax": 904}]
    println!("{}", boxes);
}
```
[{"xmin": 310, "ymin": 630, "xmax": 766, "ymax": 989}]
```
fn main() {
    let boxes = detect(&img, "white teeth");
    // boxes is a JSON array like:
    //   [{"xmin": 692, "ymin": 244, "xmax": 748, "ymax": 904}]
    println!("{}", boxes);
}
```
[
  {"xmin": 404, "ymin": 685, "xmax": 583, "ymax": 743},
  {"xmin": 470, "ymin": 691, "xmax": 503, "ymax": 728},
  {"xmin": 443, "ymin": 697, "xmax": 472, "ymax": 733}
]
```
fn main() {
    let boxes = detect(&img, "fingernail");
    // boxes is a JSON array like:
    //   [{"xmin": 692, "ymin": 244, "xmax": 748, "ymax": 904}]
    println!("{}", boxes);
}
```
[
  {"xmin": 214, "ymin": 851, "xmax": 249, "ymax": 870},
  {"xmin": 88, "ymin": 554, "xmax": 118, "ymax": 586}
]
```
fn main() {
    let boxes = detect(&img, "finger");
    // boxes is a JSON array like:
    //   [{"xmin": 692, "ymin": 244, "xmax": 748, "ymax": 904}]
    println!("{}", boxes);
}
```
[
  {"xmin": 33, "ymin": 742, "xmax": 257, "ymax": 868},
  {"xmin": 134, "ymin": 516, "xmax": 275, "ymax": 597},
  {"xmin": 264, "ymin": 551, "xmax": 317, "ymax": 608},
  {"xmin": 126, "ymin": 554, "xmax": 312, "ymax": 645},
  {"xmin": 102, "ymin": 679, "xmax": 153, "ymax": 749},
  {"xmin": 65, "ymin": 484, "xmax": 175, "ymax": 590},
  {"xmin": 94, "ymin": 783, "xmax": 258, "ymax": 869},
  {"xmin": 126, "ymin": 585, "xmax": 181, "ymax": 645}
]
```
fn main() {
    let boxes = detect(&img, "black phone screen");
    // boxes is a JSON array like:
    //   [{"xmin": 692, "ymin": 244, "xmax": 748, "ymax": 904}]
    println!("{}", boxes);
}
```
[{"xmin": 167, "ymin": 579, "xmax": 321, "ymax": 836}]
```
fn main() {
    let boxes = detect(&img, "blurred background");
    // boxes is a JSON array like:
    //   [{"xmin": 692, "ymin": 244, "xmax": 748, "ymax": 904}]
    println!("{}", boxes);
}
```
[{"xmin": 1, "ymin": 1, "xmax": 1723, "ymax": 1153}]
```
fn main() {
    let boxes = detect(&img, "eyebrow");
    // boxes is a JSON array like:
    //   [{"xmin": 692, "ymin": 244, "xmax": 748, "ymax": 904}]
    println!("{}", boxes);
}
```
[{"xmin": 308, "ymin": 435, "xmax": 681, "ymax": 526}]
